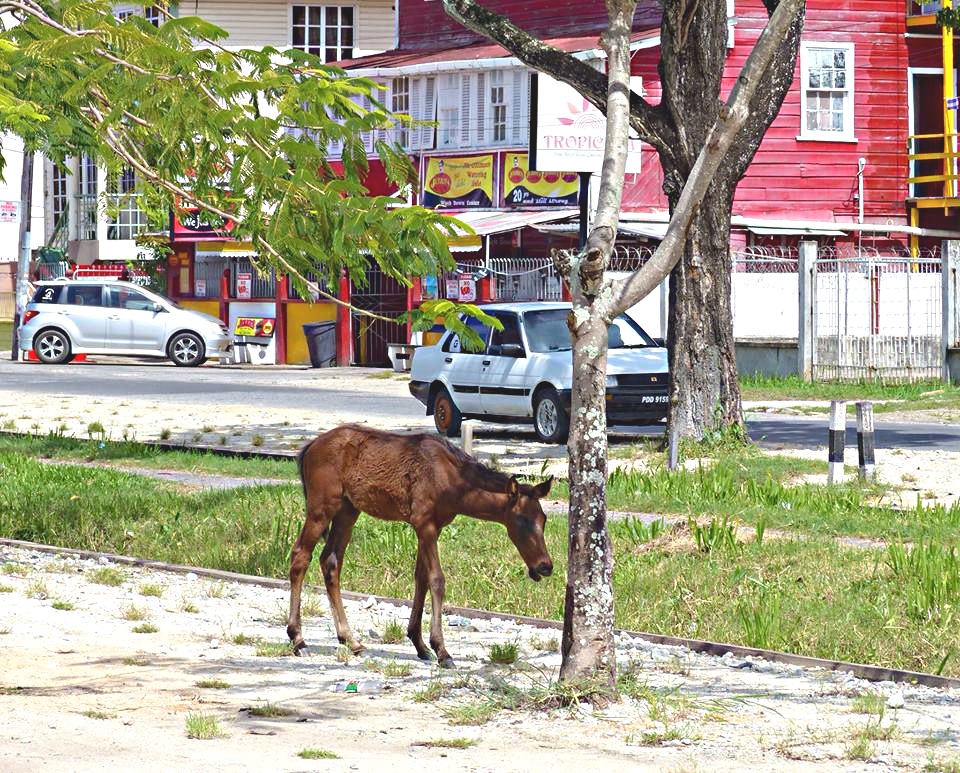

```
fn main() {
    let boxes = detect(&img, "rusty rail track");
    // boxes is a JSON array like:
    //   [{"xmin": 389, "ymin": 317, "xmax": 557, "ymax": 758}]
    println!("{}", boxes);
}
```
[{"xmin": 2, "ymin": 537, "xmax": 958, "ymax": 691}]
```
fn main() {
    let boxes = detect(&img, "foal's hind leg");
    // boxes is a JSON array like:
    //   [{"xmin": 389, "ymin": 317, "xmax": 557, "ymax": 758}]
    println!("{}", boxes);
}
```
[
  {"xmin": 287, "ymin": 497, "xmax": 338, "ymax": 654},
  {"xmin": 320, "ymin": 507, "xmax": 362, "ymax": 653}
]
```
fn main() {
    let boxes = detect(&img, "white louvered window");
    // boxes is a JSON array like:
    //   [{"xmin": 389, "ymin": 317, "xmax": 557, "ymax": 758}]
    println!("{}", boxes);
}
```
[
  {"xmin": 391, "ymin": 76, "xmax": 410, "ymax": 149},
  {"xmin": 490, "ymin": 70, "xmax": 506, "ymax": 142},
  {"xmin": 437, "ymin": 74, "xmax": 460, "ymax": 148}
]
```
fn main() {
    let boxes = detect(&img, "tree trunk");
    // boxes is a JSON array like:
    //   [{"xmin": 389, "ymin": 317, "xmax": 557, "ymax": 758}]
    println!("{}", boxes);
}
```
[
  {"xmin": 561, "ymin": 302, "xmax": 615, "ymax": 686},
  {"xmin": 666, "ymin": 182, "xmax": 744, "ymax": 439}
]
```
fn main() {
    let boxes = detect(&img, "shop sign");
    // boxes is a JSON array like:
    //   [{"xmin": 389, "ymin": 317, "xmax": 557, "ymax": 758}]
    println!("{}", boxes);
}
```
[
  {"xmin": 234, "ymin": 317, "xmax": 276, "ymax": 337},
  {"xmin": 532, "ymin": 73, "xmax": 643, "ymax": 174},
  {"xmin": 194, "ymin": 279, "xmax": 206, "ymax": 297},
  {"xmin": 444, "ymin": 278, "xmax": 459, "ymax": 299},
  {"xmin": 170, "ymin": 201, "xmax": 235, "ymax": 241},
  {"xmin": 0, "ymin": 200, "xmax": 20, "ymax": 224},
  {"xmin": 421, "ymin": 275, "xmax": 439, "ymax": 301},
  {"xmin": 236, "ymin": 272, "xmax": 252, "ymax": 299},
  {"xmin": 458, "ymin": 276, "xmax": 477, "ymax": 303},
  {"xmin": 422, "ymin": 155, "xmax": 494, "ymax": 209},
  {"xmin": 503, "ymin": 152, "xmax": 578, "ymax": 207}
]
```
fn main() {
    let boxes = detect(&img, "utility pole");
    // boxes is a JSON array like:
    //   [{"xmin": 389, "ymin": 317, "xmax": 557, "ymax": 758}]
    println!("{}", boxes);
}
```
[{"xmin": 12, "ymin": 149, "xmax": 34, "ymax": 361}]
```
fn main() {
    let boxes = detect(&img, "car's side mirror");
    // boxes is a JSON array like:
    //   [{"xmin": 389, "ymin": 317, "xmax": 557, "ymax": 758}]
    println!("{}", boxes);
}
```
[
  {"xmin": 152, "ymin": 303, "xmax": 164, "ymax": 314},
  {"xmin": 499, "ymin": 343, "xmax": 525, "ymax": 358}
]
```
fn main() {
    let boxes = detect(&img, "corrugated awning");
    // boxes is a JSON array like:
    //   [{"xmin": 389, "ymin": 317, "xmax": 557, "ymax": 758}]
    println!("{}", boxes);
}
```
[
  {"xmin": 747, "ymin": 225, "xmax": 847, "ymax": 237},
  {"xmin": 443, "ymin": 209, "xmax": 578, "ymax": 252}
]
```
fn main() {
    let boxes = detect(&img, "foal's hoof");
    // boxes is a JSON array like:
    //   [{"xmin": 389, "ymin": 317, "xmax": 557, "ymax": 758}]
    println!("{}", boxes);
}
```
[
  {"xmin": 350, "ymin": 642, "xmax": 366, "ymax": 656},
  {"xmin": 292, "ymin": 639, "xmax": 307, "ymax": 656},
  {"xmin": 417, "ymin": 651, "xmax": 434, "ymax": 662},
  {"xmin": 439, "ymin": 656, "xmax": 456, "ymax": 670}
]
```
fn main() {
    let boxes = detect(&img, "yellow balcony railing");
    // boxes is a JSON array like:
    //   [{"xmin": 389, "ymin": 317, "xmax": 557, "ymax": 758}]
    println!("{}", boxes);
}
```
[{"xmin": 908, "ymin": 131, "xmax": 960, "ymax": 202}]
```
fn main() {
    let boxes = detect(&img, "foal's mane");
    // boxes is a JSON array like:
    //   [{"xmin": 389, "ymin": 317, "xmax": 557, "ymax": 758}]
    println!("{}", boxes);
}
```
[{"xmin": 439, "ymin": 437, "xmax": 513, "ymax": 493}]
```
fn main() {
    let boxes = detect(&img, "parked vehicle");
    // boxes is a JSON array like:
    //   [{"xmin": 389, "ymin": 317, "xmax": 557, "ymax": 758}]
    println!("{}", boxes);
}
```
[
  {"xmin": 409, "ymin": 302, "xmax": 669, "ymax": 443},
  {"xmin": 18, "ymin": 279, "xmax": 232, "ymax": 367}
]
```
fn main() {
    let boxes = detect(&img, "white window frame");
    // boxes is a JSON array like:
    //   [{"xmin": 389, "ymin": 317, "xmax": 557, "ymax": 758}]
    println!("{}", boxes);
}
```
[
  {"xmin": 290, "ymin": 4, "xmax": 356, "ymax": 63},
  {"xmin": 391, "ymin": 76, "xmax": 410, "ymax": 149},
  {"xmin": 798, "ymin": 41, "xmax": 856, "ymax": 143}
]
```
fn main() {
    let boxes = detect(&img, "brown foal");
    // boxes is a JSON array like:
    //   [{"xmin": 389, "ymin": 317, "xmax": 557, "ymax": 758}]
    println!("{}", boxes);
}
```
[{"xmin": 286, "ymin": 424, "xmax": 554, "ymax": 668}]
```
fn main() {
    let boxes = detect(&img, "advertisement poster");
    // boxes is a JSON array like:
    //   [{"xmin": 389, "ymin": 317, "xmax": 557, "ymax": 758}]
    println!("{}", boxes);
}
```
[
  {"xmin": 194, "ymin": 279, "xmax": 206, "ymax": 297},
  {"xmin": 236, "ymin": 272, "xmax": 252, "ymax": 299},
  {"xmin": 234, "ymin": 317, "xmax": 275, "ymax": 337},
  {"xmin": 170, "ymin": 199, "xmax": 235, "ymax": 241},
  {"xmin": 422, "ymin": 155, "xmax": 494, "ymax": 209},
  {"xmin": 421, "ymin": 274, "xmax": 439, "ymax": 301},
  {"xmin": 503, "ymin": 152, "xmax": 578, "ymax": 207},
  {"xmin": 458, "ymin": 277, "xmax": 477, "ymax": 303}
]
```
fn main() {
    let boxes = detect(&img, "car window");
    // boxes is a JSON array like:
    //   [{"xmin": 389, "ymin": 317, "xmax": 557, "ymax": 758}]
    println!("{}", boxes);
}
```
[
  {"xmin": 609, "ymin": 314, "xmax": 657, "ymax": 348},
  {"xmin": 32, "ymin": 285, "xmax": 63, "ymax": 304},
  {"xmin": 443, "ymin": 315, "xmax": 491, "ymax": 354},
  {"xmin": 488, "ymin": 313, "xmax": 524, "ymax": 355},
  {"xmin": 65, "ymin": 285, "xmax": 104, "ymax": 307},
  {"xmin": 524, "ymin": 309, "xmax": 571, "ymax": 352},
  {"xmin": 107, "ymin": 287, "xmax": 155, "ymax": 311}
]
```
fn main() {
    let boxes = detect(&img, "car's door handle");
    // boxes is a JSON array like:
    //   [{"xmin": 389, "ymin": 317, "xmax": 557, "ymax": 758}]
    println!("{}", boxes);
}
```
[
  {"xmin": 482, "ymin": 359, "xmax": 491, "ymax": 366},
  {"xmin": 444, "ymin": 357, "xmax": 453, "ymax": 363},
  {"xmin": 107, "ymin": 315, "xmax": 120, "ymax": 320}
]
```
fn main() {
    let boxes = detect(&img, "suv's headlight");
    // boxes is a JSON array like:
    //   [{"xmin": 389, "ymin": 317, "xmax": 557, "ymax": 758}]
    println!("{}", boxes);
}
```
[{"xmin": 605, "ymin": 375, "xmax": 618, "ymax": 388}]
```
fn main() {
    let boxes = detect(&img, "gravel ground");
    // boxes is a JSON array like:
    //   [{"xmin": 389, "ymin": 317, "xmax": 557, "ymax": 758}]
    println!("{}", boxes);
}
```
[{"xmin": 1, "ymin": 544, "xmax": 958, "ymax": 772}]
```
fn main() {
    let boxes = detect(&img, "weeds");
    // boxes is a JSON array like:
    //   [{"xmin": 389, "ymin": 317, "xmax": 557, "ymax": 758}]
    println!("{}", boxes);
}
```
[
  {"xmin": 488, "ymin": 641, "xmax": 519, "ymax": 665},
  {"xmin": 381, "ymin": 661, "xmax": 412, "ymax": 678},
  {"xmin": 180, "ymin": 599, "xmax": 198, "ymax": 613},
  {"xmin": 51, "ymin": 599, "xmax": 75, "ymax": 611},
  {"xmin": 138, "ymin": 583, "xmax": 164, "ymax": 597},
  {"xmin": 851, "ymin": 692, "xmax": 886, "ymax": 716},
  {"xmin": 122, "ymin": 656, "xmax": 149, "ymax": 666},
  {"xmin": 298, "ymin": 748, "xmax": 338, "ymax": 759},
  {"xmin": 25, "ymin": 579, "xmax": 48, "ymax": 599},
  {"xmin": 925, "ymin": 753, "xmax": 960, "ymax": 772},
  {"xmin": 185, "ymin": 712, "xmax": 226, "ymax": 740},
  {"xmin": 132, "ymin": 623, "xmax": 158, "ymax": 633},
  {"xmin": 413, "ymin": 738, "xmax": 475, "ymax": 749},
  {"xmin": 0, "ymin": 584, "xmax": 12, "ymax": 593},
  {"xmin": 87, "ymin": 567, "xmax": 125, "ymax": 587},
  {"xmin": 334, "ymin": 645, "xmax": 353, "ymax": 663},
  {"xmin": 529, "ymin": 634, "xmax": 560, "ymax": 652},
  {"xmin": 255, "ymin": 640, "xmax": 293, "ymax": 657},
  {"xmin": 246, "ymin": 703, "xmax": 295, "ymax": 718},
  {"xmin": 231, "ymin": 633, "xmax": 256, "ymax": 646},
  {"xmin": 413, "ymin": 680, "xmax": 447, "ymax": 703},
  {"xmin": 382, "ymin": 619, "xmax": 405, "ymax": 644},
  {"xmin": 844, "ymin": 735, "xmax": 875, "ymax": 761},
  {"xmin": 121, "ymin": 605, "xmax": 147, "ymax": 621},
  {"xmin": 196, "ymin": 679, "xmax": 231, "ymax": 689},
  {"xmin": 624, "ymin": 517, "xmax": 667, "ymax": 546},
  {"xmin": 886, "ymin": 541, "xmax": 960, "ymax": 622},
  {"xmin": 82, "ymin": 710, "xmax": 116, "ymax": 720},
  {"xmin": 690, "ymin": 515, "xmax": 740, "ymax": 554}
]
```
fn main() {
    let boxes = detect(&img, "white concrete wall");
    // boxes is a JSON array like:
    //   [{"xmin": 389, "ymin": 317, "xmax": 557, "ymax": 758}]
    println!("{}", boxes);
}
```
[{"xmin": 0, "ymin": 137, "xmax": 45, "ymax": 263}]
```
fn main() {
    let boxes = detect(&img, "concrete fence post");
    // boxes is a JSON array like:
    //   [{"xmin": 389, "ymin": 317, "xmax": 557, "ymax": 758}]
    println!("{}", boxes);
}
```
[
  {"xmin": 828, "ymin": 400, "xmax": 846, "ymax": 485},
  {"xmin": 798, "ymin": 240, "xmax": 817, "ymax": 382},
  {"xmin": 461, "ymin": 422, "xmax": 473, "ymax": 456},
  {"xmin": 856, "ymin": 401, "xmax": 876, "ymax": 482},
  {"xmin": 943, "ymin": 240, "xmax": 959, "ymax": 384}
]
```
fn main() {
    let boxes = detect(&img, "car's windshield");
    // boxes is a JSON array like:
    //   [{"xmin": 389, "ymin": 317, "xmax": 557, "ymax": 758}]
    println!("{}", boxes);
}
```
[{"xmin": 523, "ymin": 308, "xmax": 657, "ymax": 353}]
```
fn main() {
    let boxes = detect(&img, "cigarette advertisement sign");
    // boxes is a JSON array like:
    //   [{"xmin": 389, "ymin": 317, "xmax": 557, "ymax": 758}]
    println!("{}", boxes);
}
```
[
  {"xmin": 234, "ymin": 317, "xmax": 275, "ymax": 337},
  {"xmin": 503, "ymin": 152, "xmax": 578, "ymax": 207},
  {"xmin": 422, "ymin": 155, "xmax": 494, "ymax": 209},
  {"xmin": 532, "ymin": 74, "xmax": 643, "ymax": 174}
]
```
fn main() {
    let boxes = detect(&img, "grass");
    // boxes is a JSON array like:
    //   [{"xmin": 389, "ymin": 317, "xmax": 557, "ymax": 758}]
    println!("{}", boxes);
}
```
[
  {"xmin": 297, "ymin": 748, "xmax": 339, "ymax": 760},
  {"xmin": 740, "ymin": 374, "xmax": 960, "ymax": 412},
  {"xmin": 121, "ymin": 605, "xmax": 147, "ymax": 621},
  {"xmin": 413, "ymin": 738, "xmax": 475, "ymax": 749},
  {"xmin": 25, "ymin": 579, "xmax": 48, "ymax": 598},
  {"xmin": 0, "ymin": 584, "xmax": 15, "ymax": 593},
  {"xmin": 196, "ymin": 679, "xmax": 231, "ymax": 689},
  {"xmin": 122, "ymin": 656, "xmax": 149, "ymax": 666},
  {"xmin": 851, "ymin": 692, "xmax": 887, "ymax": 716},
  {"xmin": 185, "ymin": 712, "xmax": 226, "ymax": 740},
  {"xmin": 488, "ymin": 642, "xmax": 519, "ymax": 665},
  {"xmin": 1, "ymin": 439, "xmax": 959, "ymax": 676},
  {"xmin": 246, "ymin": 703, "xmax": 295, "ymax": 718},
  {"xmin": 382, "ymin": 619, "xmax": 405, "ymax": 644},
  {"xmin": 82, "ymin": 710, "xmax": 116, "ymax": 720},
  {"xmin": 255, "ymin": 640, "xmax": 293, "ymax": 657},
  {"xmin": 51, "ymin": 599, "xmax": 75, "ymax": 610},
  {"xmin": 231, "ymin": 633, "xmax": 257, "ymax": 646},
  {"xmin": 132, "ymin": 623, "xmax": 159, "ymax": 633},
  {"xmin": 138, "ymin": 583, "xmax": 164, "ymax": 597}
]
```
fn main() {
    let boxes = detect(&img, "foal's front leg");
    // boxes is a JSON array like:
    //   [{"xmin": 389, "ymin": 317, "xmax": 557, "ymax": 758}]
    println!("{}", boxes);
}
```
[
  {"xmin": 418, "ymin": 530, "xmax": 454, "ymax": 668},
  {"xmin": 407, "ymin": 548, "xmax": 432, "ymax": 661}
]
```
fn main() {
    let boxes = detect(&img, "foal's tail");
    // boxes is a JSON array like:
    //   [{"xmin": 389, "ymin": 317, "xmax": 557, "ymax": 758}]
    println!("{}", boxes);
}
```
[{"xmin": 296, "ymin": 437, "xmax": 315, "ymax": 502}]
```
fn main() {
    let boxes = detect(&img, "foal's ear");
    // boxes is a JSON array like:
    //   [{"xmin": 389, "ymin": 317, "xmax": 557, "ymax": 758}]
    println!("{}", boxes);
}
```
[
  {"xmin": 507, "ymin": 476, "xmax": 520, "ymax": 504},
  {"xmin": 532, "ymin": 475, "xmax": 553, "ymax": 499}
]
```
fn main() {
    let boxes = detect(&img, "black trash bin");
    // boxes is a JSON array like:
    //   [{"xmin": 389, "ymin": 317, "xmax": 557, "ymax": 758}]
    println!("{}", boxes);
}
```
[{"xmin": 302, "ymin": 321, "xmax": 337, "ymax": 368}]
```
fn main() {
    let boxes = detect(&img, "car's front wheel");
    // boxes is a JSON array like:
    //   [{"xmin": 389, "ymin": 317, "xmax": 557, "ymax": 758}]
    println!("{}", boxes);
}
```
[
  {"xmin": 533, "ymin": 387, "xmax": 569, "ymax": 444},
  {"xmin": 432, "ymin": 386, "xmax": 463, "ymax": 438},
  {"xmin": 168, "ymin": 332, "xmax": 206, "ymax": 367},
  {"xmin": 34, "ymin": 329, "xmax": 72, "ymax": 365}
]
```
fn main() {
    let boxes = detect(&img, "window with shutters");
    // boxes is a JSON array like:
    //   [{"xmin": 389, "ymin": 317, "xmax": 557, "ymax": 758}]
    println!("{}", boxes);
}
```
[
  {"xmin": 391, "ymin": 77, "xmax": 410, "ymax": 149},
  {"xmin": 490, "ymin": 71, "xmax": 507, "ymax": 143},
  {"xmin": 431, "ymin": 68, "xmax": 528, "ymax": 150},
  {"xmin": 291, "ymin": 5, "xmax": 355, "ymax": 63}
]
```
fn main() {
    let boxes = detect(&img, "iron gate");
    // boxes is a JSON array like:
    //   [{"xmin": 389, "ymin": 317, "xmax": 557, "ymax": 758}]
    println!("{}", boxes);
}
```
[
  {"xmin": 349, "ymin": 266, "xmax": 408, "ymax": 366},
  {"xmin": 813, "ymin": 250, "xmax": 942, "ymax": 381}
]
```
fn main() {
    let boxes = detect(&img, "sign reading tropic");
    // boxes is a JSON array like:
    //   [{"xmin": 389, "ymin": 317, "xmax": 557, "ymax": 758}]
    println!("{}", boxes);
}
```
[
  {"xmin": 422, "ymin": 155, "xmax": 494, "ymax": 209},
  {"xmin": 503, "ymin": 152, "xmax": 578, "ymax": 207}
]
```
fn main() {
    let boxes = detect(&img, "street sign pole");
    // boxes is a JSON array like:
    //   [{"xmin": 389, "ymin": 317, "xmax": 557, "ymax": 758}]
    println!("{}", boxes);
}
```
[{"xmin": 12, "ymin": 150, "xmax": 34, "ymax": 361}]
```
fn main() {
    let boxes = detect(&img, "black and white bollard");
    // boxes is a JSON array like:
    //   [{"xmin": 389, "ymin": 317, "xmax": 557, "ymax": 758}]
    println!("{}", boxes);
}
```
[
  {"xmin": 856, "ymin": 401, "xmax": 876, "ymax": 482},
  {"xmin": 828, "ymin": 400, "xmax": 846, "ymax": 485}
]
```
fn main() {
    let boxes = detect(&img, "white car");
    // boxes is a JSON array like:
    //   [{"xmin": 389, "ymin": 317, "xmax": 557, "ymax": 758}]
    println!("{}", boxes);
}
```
[
  {"xmin": 409, "ymin": 301, "xmax": 669, "ymax": 444},
  {"xmin": 18, "ymin": 279, "xmax": 232, "ymax": 367}
]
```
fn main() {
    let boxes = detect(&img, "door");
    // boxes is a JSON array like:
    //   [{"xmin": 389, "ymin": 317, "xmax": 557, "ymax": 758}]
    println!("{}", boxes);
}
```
[
  {"xmin": 911, "ymin": 71, "xmax": 956, "ymax": 199},
  {"xmin": 105, "ymin": 286, "xmax": 168, "ymax": 352},
  {"xmin": 479, "ymin": 312, "xmax": 531, "ymax": 417},
  {"xmin": 440, "ymin": 316, "xmax": 490, "ymax": 415},
  {"xmin": 60, "ymin": 284, "xmax": 107, "ymax": 349}
]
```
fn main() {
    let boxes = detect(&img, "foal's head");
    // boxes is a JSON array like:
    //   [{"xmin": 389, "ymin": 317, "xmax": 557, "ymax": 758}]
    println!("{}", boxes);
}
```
[{"xmin": 503, "ymin": 476, "xmax": 554, "ymax": 581}]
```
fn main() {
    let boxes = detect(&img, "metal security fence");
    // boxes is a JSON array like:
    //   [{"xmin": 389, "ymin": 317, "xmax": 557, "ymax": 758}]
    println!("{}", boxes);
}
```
[
  {"xmin": 486, "ymin": 257, "xmax": 564, "ymax": 301},
  {"xmin": 812, "ymin": 248, "xmax": 943, "ymax": 381}
]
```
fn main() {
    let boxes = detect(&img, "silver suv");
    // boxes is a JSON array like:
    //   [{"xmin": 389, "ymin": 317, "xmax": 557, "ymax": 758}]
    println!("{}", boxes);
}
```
[{"xmin": 18, "ymin": 280, "xmax": 232, "ymax": 367}]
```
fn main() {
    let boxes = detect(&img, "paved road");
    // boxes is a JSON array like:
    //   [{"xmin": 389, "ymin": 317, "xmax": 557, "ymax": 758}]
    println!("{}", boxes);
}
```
[{"xmin": 2, "ymin": 357, "xmax": 959, "ymax": 452}]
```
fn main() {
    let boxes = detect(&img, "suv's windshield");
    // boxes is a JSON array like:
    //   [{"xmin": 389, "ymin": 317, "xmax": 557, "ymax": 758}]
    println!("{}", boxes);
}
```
[{"xmin": 523, "ymin": 308, "xmax": 657, "ymax": 353}]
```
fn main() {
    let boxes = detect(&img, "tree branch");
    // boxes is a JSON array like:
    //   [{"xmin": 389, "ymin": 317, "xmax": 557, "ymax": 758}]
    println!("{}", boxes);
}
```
[{"xmin": 611, "ymin": 0, "xmax": 804, "ymax": 314}]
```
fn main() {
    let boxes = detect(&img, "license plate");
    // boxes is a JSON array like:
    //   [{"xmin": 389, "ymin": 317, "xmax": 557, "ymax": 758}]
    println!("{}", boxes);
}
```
[{"xmin": 640, "ymin": 394, "xmax": 669, "ymax": 404}]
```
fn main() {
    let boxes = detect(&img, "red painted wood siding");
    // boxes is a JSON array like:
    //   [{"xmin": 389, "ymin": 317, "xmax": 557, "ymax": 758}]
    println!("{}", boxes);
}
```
[
  {"xmin": 398, "ymin": 0, "xmax": 661, "ymax": 50},
  {"xmin": 627, "ymin": 0, "xmax": 915, "ymax": 225}
]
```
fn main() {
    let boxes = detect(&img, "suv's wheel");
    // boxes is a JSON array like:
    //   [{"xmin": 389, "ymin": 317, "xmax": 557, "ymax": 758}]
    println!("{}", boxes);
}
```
[
  {"xmin": 168, "ymin": 332, "xmax": 206, "ymax": 367},
  {"xmin": 432, "ymin": 386, "xmax": 463, "ymax": 438},
  {"xmin": 533, "ymin": 387, "xmax": 570, "ymax": 444},
  {"xmin": 34, "ymin": 329, "xmax": 72, "ymax": 365}
]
